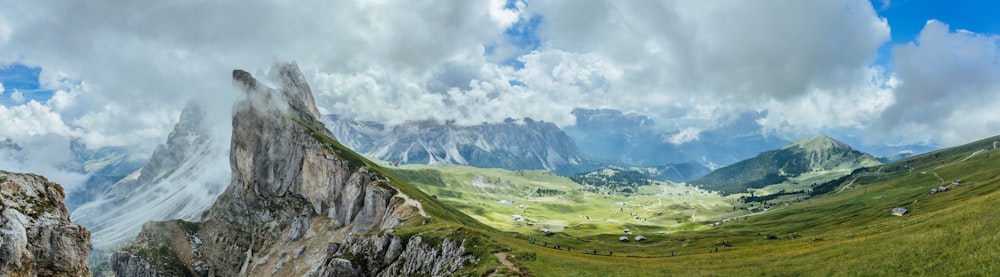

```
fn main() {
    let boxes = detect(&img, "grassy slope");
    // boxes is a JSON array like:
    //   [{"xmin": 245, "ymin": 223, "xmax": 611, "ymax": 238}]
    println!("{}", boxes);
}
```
[
  {"xmin": 391, "ymin": 164, "xmax": 740, "ymax": 239},
  {"xmin": 392, "ymin": 136, "xmax": 1000, "ymax": 276}
]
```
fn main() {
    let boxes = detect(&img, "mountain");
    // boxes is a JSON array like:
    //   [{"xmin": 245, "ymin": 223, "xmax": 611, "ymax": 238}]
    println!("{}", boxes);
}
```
[
  {"xmin": 0, "ymin": 170, "xmax": 91, "ymax": 276},
  {"xmin": 564, "ymin": 108, "xmax": 789, "ymax": 168},
  {"xmin": 632, "ymin": 162, "xmax": 712, "ymax": 182},
  {"xmin": 691, "ymin": 135, "xmax": 880, "ymax": 195},
  {"xmin": 325, "ymin": 115, "xmax": 592, "ymax": 174},
  {"xmin": 63, "ymin": 140, "xmax": 146, "ymax": 210},
  {"xmin": 71, "ymin": 102, "xmax": 229, "ymax": 273},
  {"xmin": 109, "ymin": 62, "xmax": 493, "ymax": 276}
]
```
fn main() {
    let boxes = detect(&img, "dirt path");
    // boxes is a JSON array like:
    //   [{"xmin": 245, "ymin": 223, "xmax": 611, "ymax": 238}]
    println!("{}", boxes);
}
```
[
  {"xmin": 838, "ymin": 176, "xmax": 861, "ymax": 193},
  {"xmin": 395, "ymin": 192, "xmax": 428, "ymax": 218},
  {"xmin": 492, "ymin": 252, "xmax": 523, "ymax": 276}
]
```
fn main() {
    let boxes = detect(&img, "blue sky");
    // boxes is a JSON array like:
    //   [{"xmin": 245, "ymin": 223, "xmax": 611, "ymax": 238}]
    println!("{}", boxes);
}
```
[
  {"xmin": 0, "ymin": 63, "xmax": 52, "ymax": 106},
  {"xmin": 870, "ymin": 0, "xmax": 1000, "ymax": 68}
]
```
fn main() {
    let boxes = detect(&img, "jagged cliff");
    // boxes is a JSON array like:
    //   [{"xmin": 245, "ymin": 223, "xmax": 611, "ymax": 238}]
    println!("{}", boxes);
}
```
[
  {"xmin": 0, "ymin": 170, "xmax": 91, "ymax": 276},
  {"xmin": 110, "ymin": 62, "xmax": 480, "ymax": 276}
]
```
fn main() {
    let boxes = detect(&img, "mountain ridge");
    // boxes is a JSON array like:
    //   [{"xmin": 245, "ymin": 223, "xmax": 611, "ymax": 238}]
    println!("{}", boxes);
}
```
[
  {"xmin": 691, "ymin": 135, "xmax": 880, "ymax": 195},
  {"xmin": 325, "ymin": 115, "xmax": 593, "ymax": 174}
]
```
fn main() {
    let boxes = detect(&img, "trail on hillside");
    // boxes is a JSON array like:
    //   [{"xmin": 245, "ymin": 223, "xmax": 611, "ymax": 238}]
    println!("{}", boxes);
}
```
[
  {"xmin": 492, "ymin": 252, "xmax": 523, "ymax": 277},
  {"xmin": 838, "ymin": 176, "xmax": 861, "ymax": 193},
  {"xmin": 961, "ymin": 149, "xmax": 988, "ymax": 162},
  {"xmin": 920, "ymin": 171, "xmax": 944, "ymax": 183}
]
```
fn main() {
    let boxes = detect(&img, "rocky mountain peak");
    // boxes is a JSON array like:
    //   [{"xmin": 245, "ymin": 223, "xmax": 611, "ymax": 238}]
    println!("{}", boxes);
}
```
[
  {"xmin": 110, "ymin": 62, "xmax": 458, "ymax": 276},
  {"xmin": 325, "ymin": 114, "xmax": 589, "ymax": 173},
  {"xmin": 233, "ymin": 62, "xmax": 321, "ymax": 124},
  {"xmin": 1, "ymin": 170, "xmax": 91, "ymax": 276}
]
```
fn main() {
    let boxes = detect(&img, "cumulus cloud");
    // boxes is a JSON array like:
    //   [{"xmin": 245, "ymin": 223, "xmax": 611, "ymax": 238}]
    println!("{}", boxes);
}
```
[
  {"xmin": 876, "ymin": 20, "xmax": 1000, "ymax": 145},
  {"xmin": 0, "ymin": 0, "xmax": 997, "ymax": 167},
  {"xmin": 10, "ymin": 89, "xmax": 23, "ymax": 103},
  {"xmin": 0, "ymin": 81, "xmax": 5, "ymax": 93}
]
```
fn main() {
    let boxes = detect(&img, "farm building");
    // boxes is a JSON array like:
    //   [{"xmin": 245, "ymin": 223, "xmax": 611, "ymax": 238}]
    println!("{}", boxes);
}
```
[
  {"xmin": 891, "ymin": 207, "xmax": 908, "ymax": 216},
  {"xmin": 635, "ymin": 236, "xmax": 647, "ymax": 241},
  {"xmin": 619, "ymin": 236, "xmax": 630, "ymax": 242}
]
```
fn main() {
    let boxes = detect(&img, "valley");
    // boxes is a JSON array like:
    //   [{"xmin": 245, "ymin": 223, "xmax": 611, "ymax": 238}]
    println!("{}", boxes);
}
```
[
  {"xmin": 395, "ymin": 134, "xmax": 1000, "ymax": 276},
  {"xmin": 391, "ymin": 164, "xmax": 740, "ymax": 239}
]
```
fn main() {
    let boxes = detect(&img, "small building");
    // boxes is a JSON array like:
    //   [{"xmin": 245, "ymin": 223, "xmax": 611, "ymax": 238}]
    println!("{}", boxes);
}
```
[
  {"xmin": 635, "ymin": 235, "xmax": 647, "ymax": 241},
  {"xmin": 619, "ymin": 236, "xmax": 630, "ymax": 242},
  {"xmin": 891, "ymin": 207, "xmax": 908, "ymax": 216},
  {"xmin": 938, "ymin": 186, "xmax": 948, "ymax": 192},
  {"xmin": 951, "ymin": 181, "xmax": 961, "ymax": 186},
  {"xmin": 512, "ymin": 214, "xmax": 524, "ymax": 222},
  {"xmin": 930, "ymin": 188, "xmax": 938, "ymax": 194}
]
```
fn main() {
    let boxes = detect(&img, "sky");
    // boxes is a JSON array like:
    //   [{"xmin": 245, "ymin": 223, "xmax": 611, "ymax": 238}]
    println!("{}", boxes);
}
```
[{"xmin": 1, "ymin": 0, "xmax": 1000, "ymax": 186}]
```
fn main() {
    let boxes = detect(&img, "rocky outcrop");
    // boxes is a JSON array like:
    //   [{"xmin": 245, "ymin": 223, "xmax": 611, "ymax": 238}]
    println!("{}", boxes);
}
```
[
  {"xmin": 308, "ymin": 234, "xmax": 476, "ymax": 277},
  {"xmin": 0, "ymin": 170, "xmax": 91, "ymax": 276},
  {"xmin": 111, "ymin": 62, "xmax": 446, "ymax": 276},
  {"xmin": 108, "ymin": 252, "xmax": 171, "ymax": 277}
]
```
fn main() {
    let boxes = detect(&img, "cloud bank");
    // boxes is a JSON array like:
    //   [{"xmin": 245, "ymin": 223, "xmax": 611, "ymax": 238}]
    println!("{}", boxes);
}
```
[{"xmin": 0, "ymin": 0, "xmax": 997, "ymax": 171}]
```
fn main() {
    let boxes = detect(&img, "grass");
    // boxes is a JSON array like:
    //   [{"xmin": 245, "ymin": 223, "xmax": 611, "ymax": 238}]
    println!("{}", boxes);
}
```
[
  {"xmin": 390, "ymin": 164, "xmax": 743, "ymax": 240},
  {"xmin": 383, "ymin": 136, "xmax": 1000, "ymax": 276}
]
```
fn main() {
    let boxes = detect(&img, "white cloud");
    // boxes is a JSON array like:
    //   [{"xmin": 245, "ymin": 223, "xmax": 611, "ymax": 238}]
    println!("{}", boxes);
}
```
[
  {"xmin": 488, "ymin": 0, "xmax": 524, "ymax": 29},
  {"xmin": 0, "ymin": 81, "xmax": 5, "ymax": 93},
  {"xmin": 876, "ymin": 20, "xmax": 1000, "ymax": 145},
  {"xmin": 0, "ymin": 100, "xmax": 77, "ymax": 138},
  {"xmin": 0, "ymin": 0, "xmax": 995, "ymax": 160},
  {"xmin": 10, "ymin": 89, "xmax": 24, "ymax": 103},
  {"xmin": 668, "ymin": 127, "xmax": 704, "ymax": 145}
]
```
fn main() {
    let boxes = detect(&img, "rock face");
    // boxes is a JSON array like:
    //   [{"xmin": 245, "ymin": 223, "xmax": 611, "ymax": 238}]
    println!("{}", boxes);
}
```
[
  {"xmin": 0, "ymin": 170, "xmax": 91, "ymax": 276},
  {"xmin": 325, "ymin": 115, "xmax": 589, "ymax": 174},
  {"xmin": 71, "ymin": 102, "xmax": 229, "ymax": 274},
  {"xmin": 111, "ymin": 62, "xmax": 469, "ymax": 276},
  {"xmin": 308, "ymin": 234, "xmax": 476, "ymax": 277}
]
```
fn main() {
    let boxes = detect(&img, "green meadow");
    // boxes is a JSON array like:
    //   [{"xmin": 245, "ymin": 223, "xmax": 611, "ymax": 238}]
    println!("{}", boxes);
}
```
[{"xmin": 385, "ymin": 135, "xmax": 1000, "ymax": 276}]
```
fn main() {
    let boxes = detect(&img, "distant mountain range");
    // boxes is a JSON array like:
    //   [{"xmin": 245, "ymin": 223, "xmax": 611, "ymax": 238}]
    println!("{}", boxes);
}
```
[
  {"xmin": 564, "ymin": 108, "xmax": 790, "ymax": 168},
  {"xmin": 324, "ymin": 115, "xmax": 595, "ymax": 174},
  {"xmin": 690, "ymin": 135, "xmax": 880, "ymax": 195},
  {"xmin": 0, "ymin": 137, "xmax": 146, "ymax": 211}
]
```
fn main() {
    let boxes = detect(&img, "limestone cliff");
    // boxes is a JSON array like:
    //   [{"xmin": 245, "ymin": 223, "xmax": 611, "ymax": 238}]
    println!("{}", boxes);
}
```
[
  {"xmin": 0, "ymin": 170, "xmax": 91, "ymax": 276},
  {"xmin": 110, "ymin": 62, "xmax": 475, "ymax": 276}
]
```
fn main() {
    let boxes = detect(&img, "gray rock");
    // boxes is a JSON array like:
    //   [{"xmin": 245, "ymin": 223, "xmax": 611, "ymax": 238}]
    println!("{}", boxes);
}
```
[
  {"xmin": 0, "ymin": 171, "xmax": 91, "ymax": 276},
  {"xmin": 288, "ymin": 215, "xmax": 311, "ymax": 241},
  {"xmin": 292, "ymin": 246, "xmax": 306, "ymax": 259},
  {"xmin": 109, "ymin": 251, "xmax": 172, "ymax": 277},
  {"xmin": 317, "ymin": 234, "xmax": 476, "ymax": 277}
]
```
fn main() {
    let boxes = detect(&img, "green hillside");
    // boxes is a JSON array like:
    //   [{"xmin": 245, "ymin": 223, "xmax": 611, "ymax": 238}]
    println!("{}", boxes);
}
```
[
  {"xmin": 389, "ymin": 134, "xmax": 1000, "ymax": 276},
  {"xmin": 691, "ymin": 135, "xmax": 881, "ymax": 195},
  {"xmin": 390, "ymin": 164, "xmax": 738, "ymax": 239}
]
